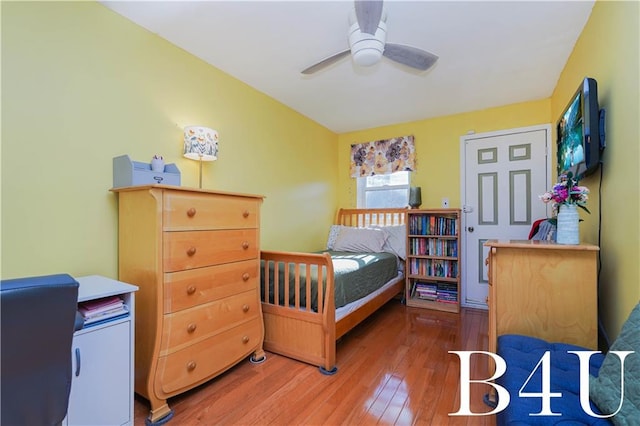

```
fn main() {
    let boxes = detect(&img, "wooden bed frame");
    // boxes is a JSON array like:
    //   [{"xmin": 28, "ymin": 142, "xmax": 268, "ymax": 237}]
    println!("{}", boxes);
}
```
[{"xmin": 260, "ymin": 208, "xmax": 407, "ymax": 373}]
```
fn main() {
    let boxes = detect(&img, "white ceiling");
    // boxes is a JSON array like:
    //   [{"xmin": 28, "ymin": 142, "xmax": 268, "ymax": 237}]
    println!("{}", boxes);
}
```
[{"xmin": 100, "ymin": 0, "xmax": 595, "ymax": 133}]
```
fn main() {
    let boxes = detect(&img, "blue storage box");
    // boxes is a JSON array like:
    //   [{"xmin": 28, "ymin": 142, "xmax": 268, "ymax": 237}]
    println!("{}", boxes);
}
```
[{"xmin": 112, "ymin": 155, "xmax": 181, "ymax": 188}]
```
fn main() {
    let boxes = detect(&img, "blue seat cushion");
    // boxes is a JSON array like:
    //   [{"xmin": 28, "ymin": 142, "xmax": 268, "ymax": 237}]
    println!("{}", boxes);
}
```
[{"xmin": 496, "ymin": 334, "xmax": 610, "ymax": 425}]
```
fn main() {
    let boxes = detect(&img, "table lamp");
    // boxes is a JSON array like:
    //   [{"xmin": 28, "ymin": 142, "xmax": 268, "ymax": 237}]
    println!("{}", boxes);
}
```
[{"xmin": 183, "ymin": 126, "xmax": 218, "ymax": 188}]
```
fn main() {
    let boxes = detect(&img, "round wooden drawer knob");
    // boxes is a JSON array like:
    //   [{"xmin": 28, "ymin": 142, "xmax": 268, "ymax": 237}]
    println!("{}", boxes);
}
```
[
  {"xmin": 242, "ymin": 272, "xmax": 250, "ymax": 281},
  {"xmin": 187, "ymin": 323, "xmax": 197, "ymax": 333},
  {"xmin": 241, "ymin": 241, "xmax": 250, "ymax": 250},
  {"xmin": 186, "ymin": 285, "xmax": 196, "ymax": 295},
  {"xmin": 242, "ymin": 304, "xmax": 250, "ymax": 313},
  {"xmin": 186, "ymin": 361, "xmax": 197, "ymax": 371},
  {"xmin": 242, "ymin": 336, "xmax": 250, "ymax": 344},
  {"xmin": 187, "ymin": 246, "xmax": 197, "ymax": 256},
  {"xmin": 243, "ymin": 210, "xmax": 250, "ymax": 218},
  {"xmin": 187, "ymin": 208, "xmax": 197, "ymax": 217}
]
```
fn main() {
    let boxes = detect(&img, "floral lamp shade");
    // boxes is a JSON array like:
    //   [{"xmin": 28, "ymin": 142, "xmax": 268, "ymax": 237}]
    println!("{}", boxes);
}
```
[
  {"xmin": 183, "ymin": 126, "xmax": 219, "ymax": 188},
  {"xmin": 183, "ymin": 126, "xmax": 218, "ymax": 161}
]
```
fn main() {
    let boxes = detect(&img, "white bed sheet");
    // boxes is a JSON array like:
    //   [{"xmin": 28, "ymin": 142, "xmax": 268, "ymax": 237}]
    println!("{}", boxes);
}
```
[{"xmin": 335, "ymin": 271, "xmax": 403, "ymax": 322}]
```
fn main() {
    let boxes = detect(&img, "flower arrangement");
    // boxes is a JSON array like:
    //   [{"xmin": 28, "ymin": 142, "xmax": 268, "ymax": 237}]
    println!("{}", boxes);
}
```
[{"xmin": 539, "ymin": 171, "xmax": 590, "ymax": 214}]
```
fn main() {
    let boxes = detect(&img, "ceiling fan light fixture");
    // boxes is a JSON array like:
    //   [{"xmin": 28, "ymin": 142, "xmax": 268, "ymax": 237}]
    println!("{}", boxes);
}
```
[
  {"xmin": 301, "ymin": 0, "xmax": 437, "ymax": 75},
  {"xmin": 348, "ymin": 21, "xmax": 386, "ymax": 67},
  {"xmin": 352, "ymin": 45, "xmax": 383, "ymax": 67}
]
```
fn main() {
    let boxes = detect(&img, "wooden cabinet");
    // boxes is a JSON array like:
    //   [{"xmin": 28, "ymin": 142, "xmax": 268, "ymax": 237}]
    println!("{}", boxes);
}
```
[
  {"xmin": 65, "ymin": 275, "xmax": 138, "ymax": 426},
  {"xmin": 484, "ymin": 240, "xmax": 599, "ymax": 358},
  {"xmin": 405, "ymin": 209, "xmax": 461, "ymax": 313},
  {"xmin": 112, "ymin": 185, "xmax": 265, "ymax": 424}
]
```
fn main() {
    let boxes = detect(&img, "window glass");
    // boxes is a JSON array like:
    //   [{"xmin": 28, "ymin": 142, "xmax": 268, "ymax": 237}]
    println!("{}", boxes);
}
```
[{"xmin": 357, "ymin": 171, "xmax": 410, "ymax": 208}]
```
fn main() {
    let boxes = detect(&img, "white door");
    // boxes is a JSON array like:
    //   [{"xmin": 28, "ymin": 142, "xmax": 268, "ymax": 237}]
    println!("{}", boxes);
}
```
[{"xmin": 460, "ymin": 125, "xmax": 551, "ymax": 309}]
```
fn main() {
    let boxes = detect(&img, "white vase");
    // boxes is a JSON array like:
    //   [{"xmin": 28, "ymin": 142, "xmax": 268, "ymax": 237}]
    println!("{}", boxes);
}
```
[{"xmin": 556, "ymin": 203, "xmax": 580, "ymax": 244}]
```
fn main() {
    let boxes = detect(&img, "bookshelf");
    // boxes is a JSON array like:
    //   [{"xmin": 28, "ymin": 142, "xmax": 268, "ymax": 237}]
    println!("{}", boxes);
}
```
[{"xmin": 405, "ymin": 209, "xmax": 461, "ymax": 313}]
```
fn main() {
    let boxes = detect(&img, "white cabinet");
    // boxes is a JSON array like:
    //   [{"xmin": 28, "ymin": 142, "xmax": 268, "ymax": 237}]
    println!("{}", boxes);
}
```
[{"xmin": 64, "ymin": 276, "xmax": 138, "ymax": 426}]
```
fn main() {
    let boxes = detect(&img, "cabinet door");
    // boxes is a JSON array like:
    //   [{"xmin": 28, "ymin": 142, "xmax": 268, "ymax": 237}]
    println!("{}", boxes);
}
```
[{"xmin": 67, "ymin": 321, "xmax": 131, "ymax": 426}]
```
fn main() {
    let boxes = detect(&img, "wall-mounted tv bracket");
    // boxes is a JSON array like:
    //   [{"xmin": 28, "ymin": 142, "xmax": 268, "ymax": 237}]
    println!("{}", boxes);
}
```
[{"xmin": 599, "ymin": 108, "xmax": 606, "ymax": 150}]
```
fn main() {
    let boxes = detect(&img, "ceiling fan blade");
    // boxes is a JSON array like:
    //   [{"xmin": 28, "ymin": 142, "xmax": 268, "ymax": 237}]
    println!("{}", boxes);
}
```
[
  {"xmin": 301, "ymin": 50, "xmax": 351, "ymax": 75},
  {"xmin": 355, "ymin": 0, "xmax": 383, "ymax": 35},
  {"xmin": 383, "ymin": 43, "xmax": 439, "ymax": 71}
]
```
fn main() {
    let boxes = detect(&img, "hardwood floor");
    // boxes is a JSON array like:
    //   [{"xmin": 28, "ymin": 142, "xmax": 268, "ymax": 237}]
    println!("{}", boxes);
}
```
[{"xmin": 134, "ymin": 301, "xmax": 496, "ymax": 425}]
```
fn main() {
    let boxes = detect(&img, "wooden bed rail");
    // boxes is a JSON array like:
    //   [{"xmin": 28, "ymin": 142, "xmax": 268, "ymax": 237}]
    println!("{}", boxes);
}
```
[
  {"xmin": 260, "ymin": 250, "xmax": 337, "ymax": 371},
  {"xmin": 260, "ymin": 250, "xmax": 335, "ymax": 315},
  {"xmin": 335, "ymin": 208, "xmax": 407, "ymax": 227}
]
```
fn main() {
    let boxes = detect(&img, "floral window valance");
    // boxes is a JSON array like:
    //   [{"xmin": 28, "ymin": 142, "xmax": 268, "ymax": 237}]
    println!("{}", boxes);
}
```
[{"xmin": 350, "ymin": 135, "xmax": 416, "ymax": 178}]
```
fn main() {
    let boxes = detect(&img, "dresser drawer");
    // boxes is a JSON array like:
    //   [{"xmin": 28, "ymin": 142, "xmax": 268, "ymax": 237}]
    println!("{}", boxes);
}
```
[
  {"xmin": 164, "ymin": 260, "xmax": 258, "ymax": 313},
  {"xmin": 160, "ymin": 289, "xmax": 260, "ymax": 354},
  {"xmin": 155, "ymin": 317, "xmax": 263, "ymax": 396},
  {"xmin": 163, "ymin": 192, "xmax": 259, "ymax": 231},
  {"xmin": 163, "ymin": 229, "xmax": 258, "ymax": 272}
]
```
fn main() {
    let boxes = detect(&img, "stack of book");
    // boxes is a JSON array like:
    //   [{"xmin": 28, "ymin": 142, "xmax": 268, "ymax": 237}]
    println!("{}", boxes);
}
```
[
  {"xmin": 78, "ymin": 295, "xmax": 128, "ymax": 326},
  {"xmin": 411, "ymin": 282, "xmax": 437, "ymax": 301},
  {"xmin": 436, "ymin": 282, "xmax": 458, "ymax": 304}
]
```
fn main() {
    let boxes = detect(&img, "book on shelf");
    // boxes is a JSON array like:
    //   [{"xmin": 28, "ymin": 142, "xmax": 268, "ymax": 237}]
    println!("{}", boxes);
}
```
[
  {"xmin": 409, "ymin": 214, "xmax": 458, "ymax": 236},
  {"xmin": 411, "ymin": 281, "xmax": 436, "ymax": 300},
  {"xmin": 435, "ymin": 281, "xmax": 458, "ymax": 303}
]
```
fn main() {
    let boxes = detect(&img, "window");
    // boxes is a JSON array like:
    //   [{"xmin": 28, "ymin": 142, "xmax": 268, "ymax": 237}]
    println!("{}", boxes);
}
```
[{"xmin": 357, "ymin": 171, "xmax": 410, "ymax": 208}]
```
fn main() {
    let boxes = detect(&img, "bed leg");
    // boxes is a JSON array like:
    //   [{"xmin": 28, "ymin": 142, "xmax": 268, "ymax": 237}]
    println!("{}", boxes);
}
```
[
  {"xmin": 319, "ymin": 365, "xmax": 338, "ymax": 375},
  {"xmin": 145, "ymin": 409, "xmax": 174, "ymax": 426},
  {"xmin": 249, "ymin": 349, "xmax": 267, "ymax": 364}
]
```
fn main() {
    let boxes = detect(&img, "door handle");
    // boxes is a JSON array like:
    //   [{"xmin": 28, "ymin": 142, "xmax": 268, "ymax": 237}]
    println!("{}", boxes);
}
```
[
  {"xmin": 75, "ymin": 348, "xmax": 81, "ymax": 377},
  {"xmin": 468, "ymin": 226, "xmax": 474, "ymax": 233}
]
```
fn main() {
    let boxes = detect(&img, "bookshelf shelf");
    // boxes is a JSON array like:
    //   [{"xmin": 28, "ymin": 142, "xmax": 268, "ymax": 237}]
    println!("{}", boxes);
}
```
[
  {"xmin": 408, "ymin": 274, "xmax": 458, "ymax": 282},
  {"xmin": 405, "ymin": 208, "xmax": 461, "ymax": 313}
]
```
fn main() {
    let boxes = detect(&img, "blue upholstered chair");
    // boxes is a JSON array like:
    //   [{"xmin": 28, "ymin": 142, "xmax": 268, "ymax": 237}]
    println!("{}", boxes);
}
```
[{"xmin": 1, "ymin": 274, "xmax": 80, "ymax": 426}]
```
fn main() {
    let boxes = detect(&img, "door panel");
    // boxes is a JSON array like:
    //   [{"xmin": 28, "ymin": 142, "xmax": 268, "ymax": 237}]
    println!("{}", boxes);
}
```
[{"xmin": 460, "ymin": 126, "xmax": 550, "ymax": 308}]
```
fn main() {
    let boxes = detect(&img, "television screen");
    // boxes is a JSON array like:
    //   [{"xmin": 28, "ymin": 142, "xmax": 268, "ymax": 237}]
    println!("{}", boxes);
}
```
[
  {"xmin": 557, "ymin": 91, "xmax": 584, "ymax": 175},
  {"xmin": 556, "ymin": 77, "xmax": 601, "ymax": 179}
]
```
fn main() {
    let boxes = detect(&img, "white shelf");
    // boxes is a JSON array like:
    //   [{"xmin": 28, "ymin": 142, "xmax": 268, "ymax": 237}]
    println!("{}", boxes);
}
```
[{"xmin": 75, "ymin": 275, "xmax": 138, "ymax": 302}]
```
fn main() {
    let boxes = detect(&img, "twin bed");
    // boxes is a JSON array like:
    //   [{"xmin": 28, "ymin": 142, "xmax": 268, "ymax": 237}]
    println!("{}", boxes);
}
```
[{"xmin": 260, "ymin": 208, "xmax": 407, "ymax": 373}]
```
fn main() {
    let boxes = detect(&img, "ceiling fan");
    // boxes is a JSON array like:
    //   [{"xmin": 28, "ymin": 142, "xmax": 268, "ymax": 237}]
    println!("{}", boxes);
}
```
[{"xmin": 301, "ymin": 0, "xmax": 438, "ymax": 75}]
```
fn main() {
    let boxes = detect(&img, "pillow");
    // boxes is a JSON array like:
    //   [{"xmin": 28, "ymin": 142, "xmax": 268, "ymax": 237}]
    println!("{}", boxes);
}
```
[
  {"xmin": 332, "ymin": 226, "xmax": 387, "ymax": 253},
  {"xmin": 590, "ymin": 302, "xmax": 640, "ymax": 425},
  {"xmin": 375, "ymin": 225, "xmax": 407, "ymax": 260},
  {"xmin": 326, "ymin": 225, "xmax": 346, "ymax": 250}
]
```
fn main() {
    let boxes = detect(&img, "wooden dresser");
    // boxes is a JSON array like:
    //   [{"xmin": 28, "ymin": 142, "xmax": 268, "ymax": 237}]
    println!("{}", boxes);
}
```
[
  {"xmin": 112, "ymin": 185, "xmax": 265, "ymax": 424},
  {"xmin": 484, "ymin": 239, "xmax": 599, "ymax": 360}
]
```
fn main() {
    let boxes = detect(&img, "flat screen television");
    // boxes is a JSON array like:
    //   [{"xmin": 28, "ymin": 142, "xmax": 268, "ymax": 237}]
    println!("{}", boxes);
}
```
[{"xmin": 556, "ymin": 77, "xmax": 603, "ymax": 179}]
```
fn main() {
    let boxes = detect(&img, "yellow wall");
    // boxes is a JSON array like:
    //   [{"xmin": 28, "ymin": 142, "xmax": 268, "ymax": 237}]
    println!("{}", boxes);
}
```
[
  {"xmin": 1, "ymin": 1, "xmax": 338, "ymax": 279},
  {"xmin": 553, "ymin": 0, "xmax": 639, "ymax": 340},
  {"xmin": 338, "ymin": 100, "xmax": 550, "ymax": 209}
]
